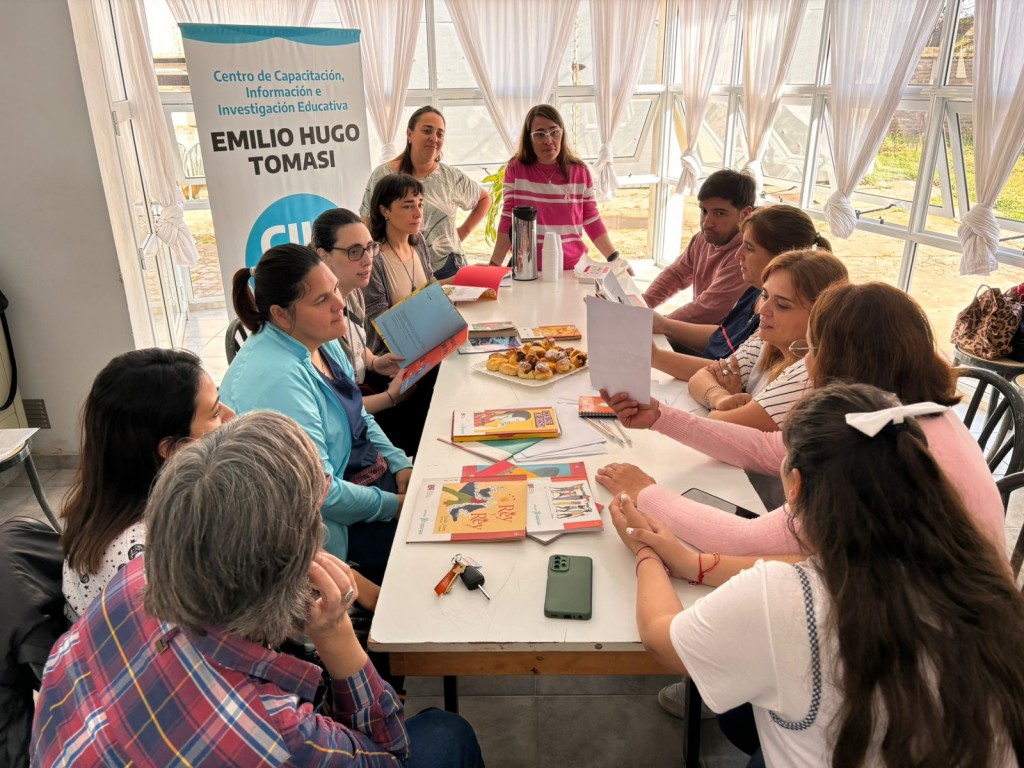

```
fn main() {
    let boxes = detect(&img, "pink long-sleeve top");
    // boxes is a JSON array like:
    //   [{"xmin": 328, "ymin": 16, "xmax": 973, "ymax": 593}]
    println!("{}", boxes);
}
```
[
  {"xmin": 498, "ymin": 159, "xmax": 608, "ymax": 271},
  {"xmin": 636, "ymin": 406, "xmax": 1007, "ymax": 557},
  {"xmin": 642, "ymin": 231, "xmax": 747, "ymax": 324}
]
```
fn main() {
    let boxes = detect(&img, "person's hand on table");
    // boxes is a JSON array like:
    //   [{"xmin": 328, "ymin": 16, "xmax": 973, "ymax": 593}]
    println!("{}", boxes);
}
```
[
  {"xmin": 595, "ymin": 462, "xmax": 656, "ymax": 500},
  {"xmin": 600, "ymin": 389, "xmax": 661, "ymax": 430},
  {"xmin": 706, "ymin": 356, "xmax": 743, "ymax": 395},
  {"xmin": 611, "ymin": 494, "xmax": 698, "ymax": 580},
  {"xmin": 305, "ymin": 552, "xmax": 358, "ymax": 639},
  {"xmin": 372, "ymin": 352, "xmax": 404, "ymax": 377},
  {"xmin": 714, "ymin": 392, "xmax": 752, "ymax": 411}
]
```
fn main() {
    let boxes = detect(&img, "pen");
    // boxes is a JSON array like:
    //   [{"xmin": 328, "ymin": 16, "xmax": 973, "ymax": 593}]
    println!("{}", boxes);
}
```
[
  {"xmin": 611, "ymin": 419, "xmax": 633, "ymax": 447},
  {"xmin": 585, "ymin": 417, "xmax": 623, "ymax": 446}
]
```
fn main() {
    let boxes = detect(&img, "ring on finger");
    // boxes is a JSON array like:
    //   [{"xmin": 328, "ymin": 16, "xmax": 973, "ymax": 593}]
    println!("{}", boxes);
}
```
[{"xmin": 342, "ymin": 587, "xmax": 356, "ymax": 604}]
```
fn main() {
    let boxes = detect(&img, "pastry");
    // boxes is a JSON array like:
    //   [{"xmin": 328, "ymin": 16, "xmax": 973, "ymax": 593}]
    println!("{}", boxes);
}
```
[
  {"xmin": 499, "ymin": 362, "xmax": 518, "ymax": 376},
  {"xmin": 534, "ymin": 362, "xmax": 553, "ymax": 380},
  {"xmin": 517, "ymin": 362, "xmax": 535, "ymax": 379},
  {"xmin": 554, "ymin": 357, "xmax": 572, "ymax": 373}
]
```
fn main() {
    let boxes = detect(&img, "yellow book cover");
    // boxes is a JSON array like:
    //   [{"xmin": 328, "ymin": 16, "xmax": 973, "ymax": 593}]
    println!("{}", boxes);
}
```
[
  {"xmin": 406, "ymin": 478, "xmax": 528, "ymax": 542},
  {"xmin": 451, "ymin": 406, "xmax": 561, "ymax": 442}
]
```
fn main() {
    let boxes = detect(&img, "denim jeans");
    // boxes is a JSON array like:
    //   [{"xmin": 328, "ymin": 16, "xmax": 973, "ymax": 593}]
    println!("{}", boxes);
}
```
[{"xmin": 405, "ymin": 708, "xmax": 485, "ymax": 768}]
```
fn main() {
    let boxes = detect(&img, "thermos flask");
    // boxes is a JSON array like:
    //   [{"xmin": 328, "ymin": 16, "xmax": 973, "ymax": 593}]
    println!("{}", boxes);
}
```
[{"xmin": 510, "ymin": 205, "xmax": 538, "ymax": 281}]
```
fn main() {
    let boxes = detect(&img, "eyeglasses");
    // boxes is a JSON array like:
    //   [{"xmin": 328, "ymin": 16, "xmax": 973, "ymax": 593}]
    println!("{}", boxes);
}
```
[
  {"xmin": 530, "ymin": 127, "xmax": 563, "ymax": 142},
  {"xmin": 330, "ymin": 242, "xmax": 380, "ymax": 261},
  {"xmin": 789, "ymin": 339, "xmax": 817, "ymax": 357}
]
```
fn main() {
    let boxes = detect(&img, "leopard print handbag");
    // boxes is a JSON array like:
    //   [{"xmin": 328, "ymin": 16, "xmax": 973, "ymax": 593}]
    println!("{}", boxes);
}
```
[{"xmin": 950, "ymin": 285, "xmax": 1022, "ymax": 360}]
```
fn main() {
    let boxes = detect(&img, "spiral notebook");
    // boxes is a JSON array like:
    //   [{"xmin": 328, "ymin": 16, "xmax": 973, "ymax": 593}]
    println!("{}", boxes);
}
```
[{"xmin": 577, "ymin": 395, "xmax": 615, "ymax": 418}]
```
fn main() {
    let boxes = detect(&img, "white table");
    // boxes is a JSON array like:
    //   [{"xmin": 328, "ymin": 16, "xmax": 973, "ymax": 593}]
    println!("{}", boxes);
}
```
[{"xmin": 369, "ymin": 276, "xmax": 765, "ymax": 764}]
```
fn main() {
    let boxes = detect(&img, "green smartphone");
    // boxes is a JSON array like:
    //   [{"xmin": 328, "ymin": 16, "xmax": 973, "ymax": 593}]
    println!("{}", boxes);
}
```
[{"xmin": 543, "ymin": 554, "xmax": 593, "ymax": 620}]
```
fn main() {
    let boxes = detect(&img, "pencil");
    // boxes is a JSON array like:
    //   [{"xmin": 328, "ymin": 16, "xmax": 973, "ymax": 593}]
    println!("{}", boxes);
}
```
[
  {"xmin": 611, "ymin": 419, "xmax": 633, "ymax": 447},
  {"xmin": 585, "ymin": 417, "xmax": 623, "ymax": 446}
]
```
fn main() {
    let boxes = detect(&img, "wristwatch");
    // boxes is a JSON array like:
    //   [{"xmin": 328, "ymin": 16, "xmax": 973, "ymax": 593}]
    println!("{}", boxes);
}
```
[{"xmin": 607, "ymin": 251, "xmax": 620, "ymax": 262}]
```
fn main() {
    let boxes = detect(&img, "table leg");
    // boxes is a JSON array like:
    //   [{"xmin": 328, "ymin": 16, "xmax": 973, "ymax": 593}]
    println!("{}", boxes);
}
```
[
  {"xmin": 443, "ymin": 675, "xmax": 459, "ymax": 713},
  {"xmin": 24, "ymin": 454, "xmax": 61, "ymax": 531},
  {"xmin": 682, "ymin": 677, "xmax": 701, "ymax": 768}
]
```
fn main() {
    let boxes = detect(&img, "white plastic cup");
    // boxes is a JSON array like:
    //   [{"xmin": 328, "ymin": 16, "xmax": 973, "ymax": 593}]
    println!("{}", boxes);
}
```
[{"xmin": 542, "ymin": 232, "xmax": 563, "ymax": 283}]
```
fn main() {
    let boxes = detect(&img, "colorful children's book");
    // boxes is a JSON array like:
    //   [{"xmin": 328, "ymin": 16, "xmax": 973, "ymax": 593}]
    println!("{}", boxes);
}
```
[
  {"xmin": 406, "ymin": 477, "xmax": 528, "ymax": 543},
  {"xmin": 468, "ymin": 320, "xmax": 518, "ymax": 338},
  {"xmin": 577, "ymin": 395, "xmax": 616, "ymax": 418},
  {"xmin": 517, "ymin": 324, "xmax": 583, "ymax": 341},
  {"xmin": 461, "ymin": 461, "xmax": 588, "ymax": 480},
  {"xmin": 457, "ymin": 336, "xmax": 521, "ymax": 354},
  {"xmin": 371, "ymin": 281, "xmax": 468, "ymax": 393},
  {"xmin": 451, "ymin": 406, "xmax": 561, "ymax": 442},
  {"xmin": 525, "ymin": 477, "xmax": 603, "ymax": 537}
]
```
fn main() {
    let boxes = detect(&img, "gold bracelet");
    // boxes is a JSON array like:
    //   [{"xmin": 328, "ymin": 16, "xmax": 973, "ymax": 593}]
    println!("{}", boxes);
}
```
[{"xmin": 702, "ymin": 385, "xmax": 727, "ymax": 411}]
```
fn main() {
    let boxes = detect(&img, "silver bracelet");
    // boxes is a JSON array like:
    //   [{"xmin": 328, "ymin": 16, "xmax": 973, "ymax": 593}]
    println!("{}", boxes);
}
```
[{"xmin": 702, "ymin": 385, "xmax": 727, "ymax": 411}]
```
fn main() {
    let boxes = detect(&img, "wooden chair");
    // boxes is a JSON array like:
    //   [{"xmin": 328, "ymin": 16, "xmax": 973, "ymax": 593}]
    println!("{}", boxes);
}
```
[{"xmin": 953, "ymin": 366, "xmax": 1024, "ymax": 476}]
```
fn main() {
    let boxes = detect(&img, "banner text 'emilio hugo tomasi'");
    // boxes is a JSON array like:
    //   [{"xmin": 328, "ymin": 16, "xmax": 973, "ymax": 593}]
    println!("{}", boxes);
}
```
[{"xmin": 180, "ymin": 24, "xmax": 371, "ymax": 299}]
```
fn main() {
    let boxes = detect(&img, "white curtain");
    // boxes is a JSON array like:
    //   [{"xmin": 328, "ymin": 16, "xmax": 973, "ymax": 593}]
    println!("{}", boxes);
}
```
[
  {"xmin": 823, "ymin": 0, "xmax": 942, "ymax": 240},
  {"xmin": 116, "ymin": 1, "xmax": 199, "ymax": 266},
  {"xmin": 958, "ymin": 1, "xmax": 1024, "ymax": 275},
  {"xmin": 444, "ymin": 0, "xmax": 580, "ymax": 154},
  {"xmin": 674, "ymin": 0, "xmax": 732, "ymax": 195},
  {"xmin": 165, "ymin": 0, "xmax": 317, "ymax": 24},
  {"xmin": 335, "ymin": 0, "xmax": 423, "ymax": 165},
  {"xmin": 590, "ymin": 0, "xmax": 659, "ymax": 201},
  {"xmin": 739, "ymin": 0, "xmax": 807, "ymax": 193}
]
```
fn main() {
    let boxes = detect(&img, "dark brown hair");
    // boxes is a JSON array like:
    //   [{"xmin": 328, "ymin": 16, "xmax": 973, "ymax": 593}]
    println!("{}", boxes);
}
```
[
  {"xmin": 231, "ymin": 243, "xmax": 321, "ymax": 334},
  {"xmin": 757, "ymin": 248, "xmax": 849, "ymax": 373},
  {"xmin": 62, "ymin": 349, "xmax": 203, "ymax": 576},
  {"xmin": 396, "ymin": 105, "xmax": 445, "ymax": 174},
  {"xmin": 783, "ymin": 382, "xmax": 1024, "ymax": 767},
  {"xmin": 368, "ymin": 172, "xmax": 424, "ymax": 245},
  {"xmin": 513, "ymin": 104, "xmax": 583, "ymax": 185},
  {"xmin": 808, "ymin": 282, "xmax": 959, "ymax": 406},
  {"xmin": 697, "ymin": 169, "xmax": 757, "ymax": 209},
  {"xmin": 741, "ymin": 204, "xmax": 831, "ymax": 255},
  {"xmin": 310, "ymin": 207, "xmax": 362, "ymax": 253}
]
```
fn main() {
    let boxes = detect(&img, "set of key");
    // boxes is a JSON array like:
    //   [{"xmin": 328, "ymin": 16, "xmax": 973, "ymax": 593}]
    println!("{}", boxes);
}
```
[{"xmin": 433, "ymin": 554, "xmax": 490, "ymax": 600}]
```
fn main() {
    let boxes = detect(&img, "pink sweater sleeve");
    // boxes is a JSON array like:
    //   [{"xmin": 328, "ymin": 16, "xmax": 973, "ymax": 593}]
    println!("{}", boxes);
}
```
[
  {"xmin": 638, "ymin": 486, "xmax": 801, "ymax": 555},
  {"xmin": 643, "ymin": 247, "xmax": 694, "ymax": 309},
  {"xmin": 651, "ymin": 406, "xmax": 786, "ymax": 474}
]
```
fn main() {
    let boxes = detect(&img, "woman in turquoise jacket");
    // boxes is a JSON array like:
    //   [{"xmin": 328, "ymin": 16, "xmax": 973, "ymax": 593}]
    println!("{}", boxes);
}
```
[{"xmin": 220, "ymin": 244, "xmax": 412, "ymax": 582}]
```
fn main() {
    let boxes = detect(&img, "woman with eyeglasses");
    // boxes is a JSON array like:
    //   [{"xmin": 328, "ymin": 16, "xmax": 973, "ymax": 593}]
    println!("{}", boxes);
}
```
[
  {"xmin": 313, "ymin": 207, "xmax": 432, "ymax": 457},
  {"xmin": 674, "ymin": 249, "xmax": 847, "ymax": 432},
  {"xmin": 221, "ymin": 243, "xmax": 412, "ymax": 584},
  {"xmin": 360, "ymin": 106, "xmax": 490, "ymax": 279},
  {"xmin": 488, "ymin": 104, "xmax": 622, "ymax": 272},
  {"xmin": 610, "ymin": 383, "xmax": 1024, "ymax": 768}
]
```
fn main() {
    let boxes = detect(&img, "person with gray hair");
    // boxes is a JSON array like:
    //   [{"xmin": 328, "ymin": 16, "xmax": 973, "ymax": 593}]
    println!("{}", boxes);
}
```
[{"xmin": 33, "ymin": 411, "xmax": 484, "ymax": 768}]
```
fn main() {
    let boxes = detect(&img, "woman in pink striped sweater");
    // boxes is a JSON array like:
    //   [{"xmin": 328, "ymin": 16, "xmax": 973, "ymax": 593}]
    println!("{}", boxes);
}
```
[
  {"xmin": 488, "ymin": 104, "xmax": 621, "ymax": 271},
  {"xmin": 596, "ymin": 282, "xmax": 1006, "ymax": 565}
]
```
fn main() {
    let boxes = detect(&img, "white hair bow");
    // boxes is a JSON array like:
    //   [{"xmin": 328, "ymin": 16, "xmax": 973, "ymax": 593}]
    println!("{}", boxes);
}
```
[{"xmin": 844, "ymin": 402, "xmax": 946, "ymax": 437}]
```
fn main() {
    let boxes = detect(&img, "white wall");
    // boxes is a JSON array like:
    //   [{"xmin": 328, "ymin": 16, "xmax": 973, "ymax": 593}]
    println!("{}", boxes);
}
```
[{"xmin": 0, "ymin": 0, "xmax": 139, "ymax": 455}]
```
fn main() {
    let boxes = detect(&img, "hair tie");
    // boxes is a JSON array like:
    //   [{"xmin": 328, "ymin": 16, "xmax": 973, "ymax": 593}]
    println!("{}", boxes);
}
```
[
  {"xmin": 845, "ymin": 402, "xmax": 946, "ymax": 438},
  {"xmin": 249, "ymin": 267, "xmax": 255, "ymax": 277}
]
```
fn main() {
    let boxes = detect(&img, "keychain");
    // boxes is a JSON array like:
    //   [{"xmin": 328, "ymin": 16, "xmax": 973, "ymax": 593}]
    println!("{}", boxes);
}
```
[{"xmin": 433, "ymin": 554, "xmax": 486, "ymax": 597}]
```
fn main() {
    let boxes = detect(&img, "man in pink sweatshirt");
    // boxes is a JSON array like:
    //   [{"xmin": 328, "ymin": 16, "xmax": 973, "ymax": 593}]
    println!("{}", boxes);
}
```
[{"xmin": 643, "ymin": 170, "xmax": 755, "ymax": 345}]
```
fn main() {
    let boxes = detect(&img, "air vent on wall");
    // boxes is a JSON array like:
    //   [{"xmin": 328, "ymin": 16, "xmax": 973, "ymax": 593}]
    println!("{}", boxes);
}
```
[{"xmin": 22, "ymin": 399, "xmax": 50, "ymax": 429}]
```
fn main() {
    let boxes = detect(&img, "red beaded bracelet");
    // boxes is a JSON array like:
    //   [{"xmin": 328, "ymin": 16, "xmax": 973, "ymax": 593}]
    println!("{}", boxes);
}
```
[{"xmin": 635, "ymin": 556, "xmax": 670, "ymax": 577}]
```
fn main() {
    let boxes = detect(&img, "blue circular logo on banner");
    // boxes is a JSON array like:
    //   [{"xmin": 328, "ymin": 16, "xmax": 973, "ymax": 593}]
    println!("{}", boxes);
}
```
[{"xmin": 245, "ymin": 193, "xmax": 337, "ymax": 267}]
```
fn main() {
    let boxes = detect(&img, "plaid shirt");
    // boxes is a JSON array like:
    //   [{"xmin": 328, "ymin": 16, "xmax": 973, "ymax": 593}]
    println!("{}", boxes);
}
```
[{"xmin": 32, "ymin": 558, "xmax": 409, "ymax": 766}]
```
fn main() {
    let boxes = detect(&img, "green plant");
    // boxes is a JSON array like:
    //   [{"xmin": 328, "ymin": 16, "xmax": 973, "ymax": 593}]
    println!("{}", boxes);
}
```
[{"xmin": 482, "ymin": 164, "xmax": 506, "ymax": 247}]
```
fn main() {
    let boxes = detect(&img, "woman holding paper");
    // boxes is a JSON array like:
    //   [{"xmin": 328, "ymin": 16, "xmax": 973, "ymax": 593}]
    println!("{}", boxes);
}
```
[
  {"xmin": 609, "ymin": 383, "xmax": 1024, "ymax": 767},
  {"xmin": 360, "ymin": 106, "xmax": 490, "ymax": 278},
  {"xmin": 488, "ymin": 104, "xmax": 622, "ymax": 272},
  {"xmin": 313, "ymin": 206, "xmax": 431, "ymax": 456},
  {"xmin": 221, "ymin": 243, "xmax": 412, "ymax": 582},
  {"xmin": 364, "ymin": 173, "xmax": 436, "ymax": 355}
]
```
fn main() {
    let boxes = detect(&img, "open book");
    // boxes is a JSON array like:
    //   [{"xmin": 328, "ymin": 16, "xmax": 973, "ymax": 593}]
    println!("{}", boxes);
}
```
[{"xmin": 371, "ymin": 281, "xmax": 468, "ymax": 393}]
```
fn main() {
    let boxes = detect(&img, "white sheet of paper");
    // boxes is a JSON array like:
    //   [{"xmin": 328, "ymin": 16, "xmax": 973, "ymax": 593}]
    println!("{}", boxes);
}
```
[
  {"xmin": 585, "ymin": 296, "xmax": 652, "ymax": 405},
  {"xmin": 0, "ymin": 428, "xmax": 39, "ymax": 461}
]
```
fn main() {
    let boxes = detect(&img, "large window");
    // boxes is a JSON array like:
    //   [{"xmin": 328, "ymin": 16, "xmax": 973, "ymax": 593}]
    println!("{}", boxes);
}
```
[{"xmin": 142, "ymin": 0, "xmax": 1024, "ymax": 355}]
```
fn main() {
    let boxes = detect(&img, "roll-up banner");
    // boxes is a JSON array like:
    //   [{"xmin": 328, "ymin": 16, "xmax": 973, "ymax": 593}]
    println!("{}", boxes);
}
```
[{"xmin": 179, "ymin": 24, "xmax": 370, "ymax": 301}]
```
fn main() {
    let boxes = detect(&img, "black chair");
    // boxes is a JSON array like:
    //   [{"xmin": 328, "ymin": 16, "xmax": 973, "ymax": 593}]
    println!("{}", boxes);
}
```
[
  {"xmin": 224, "ymin": 318, "xmax": 249, "ymax": 364},
  {"xmin": 0, "ymin": 438, "xmax": 61, "ymax": 531},
  {"xmin": 0, "ymin": 517, "xmax": 68, "ymax": 767},
  {"xmin": 996, "ymin": 472, "xmax": 1024, "ymax": 580},
  {"xmin": 953, "ymin": 366, "xmax": 1024, "ymax": 475}
]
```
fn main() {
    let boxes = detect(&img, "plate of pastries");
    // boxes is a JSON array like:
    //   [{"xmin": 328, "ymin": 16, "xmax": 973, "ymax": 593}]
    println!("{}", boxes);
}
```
[{"xmin": 471, "ymin": 340, "xmax": 588, "ymax": 387}]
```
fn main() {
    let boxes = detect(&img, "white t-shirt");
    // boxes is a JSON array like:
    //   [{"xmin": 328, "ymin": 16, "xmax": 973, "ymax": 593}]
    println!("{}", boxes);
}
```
[
  {"xmin": 62, "ymin": 520, "xmax": 146, "ymax": 617},
  {"xmin": 725, "ymin": 334, "xmax": 811, "ymax": 427}
]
